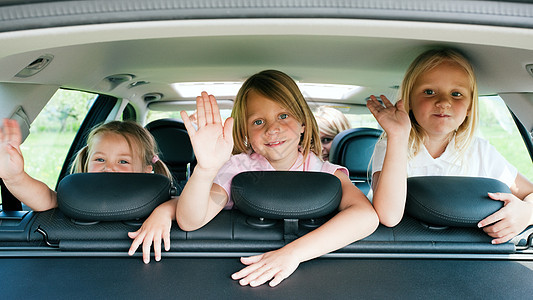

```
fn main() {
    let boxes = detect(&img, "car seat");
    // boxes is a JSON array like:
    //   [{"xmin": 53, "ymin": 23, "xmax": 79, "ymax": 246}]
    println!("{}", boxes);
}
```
[
  {"xmin": 145, "ymin": 118, "xmax": 195, "ymax": 194},
  {"xmin": 328, "ymin": 127, "xmax": 382, "ymax": 196}
]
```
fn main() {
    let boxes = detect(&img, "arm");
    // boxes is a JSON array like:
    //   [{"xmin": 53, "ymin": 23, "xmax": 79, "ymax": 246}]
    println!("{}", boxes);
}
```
[
  {"xmin": 231, "ymin": 170, "xmax": 379, "ymax": 287},
  {"xmin": 478, "ymin": 172, "xmax": 533, "ymax": 244},
  {"xmin": 0, "ymin": 119, "xmax": 57, "ymax": 211},
  {"xmin": 175, "ymin": 92, "xmax": 234, "ymax": 231},
  {"xmin": 366, "ymin": 96, "xmax": 411, "ymax": 227},
  {"xmin": 128, "ymin": 198, "xmax": 177, "ymax": 263}
]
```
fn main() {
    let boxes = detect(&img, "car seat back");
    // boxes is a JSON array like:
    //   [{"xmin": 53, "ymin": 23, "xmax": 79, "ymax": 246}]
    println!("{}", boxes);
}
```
[
  {"xmin": 145, "ymin": 118, "xmax": 195, "ymax": 192},
  {"xmin": 328, "ymin": 127, "xmax": 382, "ymax": 195}
]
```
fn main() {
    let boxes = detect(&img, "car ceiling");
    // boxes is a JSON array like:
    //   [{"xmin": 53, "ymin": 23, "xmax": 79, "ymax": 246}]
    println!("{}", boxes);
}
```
[{"xmin": 0, "ymin": 1, "xmax": 533, "ymax": 116}]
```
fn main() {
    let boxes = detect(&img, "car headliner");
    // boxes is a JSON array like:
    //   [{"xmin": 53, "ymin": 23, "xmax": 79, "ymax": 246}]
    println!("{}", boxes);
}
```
[{"xmin": 0, "ymin": 1, "xmax": 532, "ymax": 126}]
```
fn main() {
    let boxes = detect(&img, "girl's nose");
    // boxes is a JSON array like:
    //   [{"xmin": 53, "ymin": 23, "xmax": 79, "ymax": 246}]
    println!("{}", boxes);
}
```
[
  {"xmin": 265, "ymin": 121, "xmax": 281, "ymax": 135},
  {"xmin": 102, "ymin": 163, "xmax": 115, "ymax": 172},
  {"xmin": 435, "ymin": 95, "xmax": 452, "ymax": 108}
]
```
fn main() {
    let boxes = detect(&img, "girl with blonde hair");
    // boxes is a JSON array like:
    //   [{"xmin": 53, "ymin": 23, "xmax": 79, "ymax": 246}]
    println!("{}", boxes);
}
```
[
  {"xmin": 131, "ymin": 70, "xmax": 378, "ymax": 287},
  {"xmin": 367, "ymin": 48, "xmax": 533, "ymax": 244},
  {"xmin": 0, "ymin": 119, "xmax": 171, "ymax": 211},
  {"xmin": 315, "ymin": 106, "xmax": 351, "ymax": 160}
]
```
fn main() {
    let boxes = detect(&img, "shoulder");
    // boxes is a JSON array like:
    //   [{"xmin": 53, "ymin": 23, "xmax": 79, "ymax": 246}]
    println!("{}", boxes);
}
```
[
  {"xmin": 467, "ymin": 136, "xmax": 500, "ymax": 156},
  {"xmin": 306, "ymin": 153, "xmax": 349, "ymax": 177}
]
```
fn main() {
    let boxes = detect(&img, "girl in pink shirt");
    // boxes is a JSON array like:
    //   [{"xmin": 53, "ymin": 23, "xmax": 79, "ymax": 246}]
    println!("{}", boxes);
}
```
[{"xmin": 130, "ymin": 70, "xmax": 378, "ymax": 287}]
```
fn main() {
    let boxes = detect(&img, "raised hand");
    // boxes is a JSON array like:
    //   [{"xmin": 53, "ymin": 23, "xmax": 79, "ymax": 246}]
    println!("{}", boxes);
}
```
[
  {"xmin": 181, "ymin": 92, "xmax": 234, "ymax": 172},
  {"xmin": 0, "ymin": 119, "xmax": 25, "ymax": 181},
  {"xmin": 366, "ymin": 95, "xmax": 411, "ymax": 139}
]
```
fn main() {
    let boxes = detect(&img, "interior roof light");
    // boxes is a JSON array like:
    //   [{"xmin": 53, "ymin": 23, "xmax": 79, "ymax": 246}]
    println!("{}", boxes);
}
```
[
  {"xmin": 172, "ymin": 82, "xmax": 243, "ymax": 97},
  {"xmin": 172, "ymin": 81, "xmax": 362, "ymax": 100}
]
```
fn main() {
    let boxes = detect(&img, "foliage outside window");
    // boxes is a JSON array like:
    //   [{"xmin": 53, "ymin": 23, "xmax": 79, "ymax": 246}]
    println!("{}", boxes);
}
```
[{"xmin": 20, "ymin": 89, "xmax": 95, "ymax": 190}]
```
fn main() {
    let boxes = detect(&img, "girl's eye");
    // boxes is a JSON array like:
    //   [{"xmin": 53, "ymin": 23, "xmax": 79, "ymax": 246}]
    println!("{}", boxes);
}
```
[
  {"xmin": 423, "ymin": 89, "xmax": 435, "ymax": 95},
  {"xmin": 118, "ymin": 160, "xmax": 129, "ymax": 164},
  {"xmin": 279, "ymin": 113, "xmax": 289, "ymax": 120},
  {"xmin": 253, "ymin": 119, "xmax": 264, "ymax": 126},
  {"xmin": 451, "ymin": 91, "xmax": 463, "ymax": 97},
  {"xmin": 95, "ymin": 158, "xmax": 104, "ymax": 162},
  {"xmin": 321, "ymin": 137, "xmax": 333, "ymax": 144}
]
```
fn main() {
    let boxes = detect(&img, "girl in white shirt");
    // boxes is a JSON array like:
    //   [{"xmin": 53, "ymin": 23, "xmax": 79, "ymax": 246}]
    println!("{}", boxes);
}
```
[{"xmin": 367, "ymin": 48, "xmax": 533, "ymax": 244}]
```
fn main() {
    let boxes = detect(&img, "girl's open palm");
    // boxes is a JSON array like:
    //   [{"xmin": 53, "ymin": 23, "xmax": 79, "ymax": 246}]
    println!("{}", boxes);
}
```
[
  {"xmin": 181, "ymin": 92, "xmax": 234, "ymax": 172},
  {"xmin": 367, "ymin": 95, "xmax": 411, "ymax": 138},
  {"xmin": 0, "ymin": 119, "xmax": 25, "ymax": 180}
]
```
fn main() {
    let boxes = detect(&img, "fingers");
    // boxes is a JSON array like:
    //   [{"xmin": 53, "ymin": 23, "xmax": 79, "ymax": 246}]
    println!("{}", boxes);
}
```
[
  {"xmin": 478, "ymin": 193, "xmax": 511, "ymax": 227},
  {"xmin": 163, "ymin": 231, "xmax": 171, "ymax": 252},
  {"xmin": 1, "ymin": 119, "xmax": 22, "ymax": 149},
  {"xmin": 379, "ymin": 95, "xmax": 394, "ymax": 107},
  {"xmin": 223, "ymin": 117, "xmax": 234, "ymax": 142},
  {"xmin": 127, "ymin": 231, "xmax": 142, "ymax": 256},
  {"xmin": 196, "ymin": 92, "xmax": 206, "ymax": 127},
  {"xmin": 181, "ymin": 110, "xmax": 196, "ymax": 139},
  {"xmin": 231, "ymin": 254, "xmax": 263, "ymax": 281},
  {"xmin": 142, "ymin": 235, "xmax": 153, "ymax": 264},
  {"xmin": 366, "ymin": 95, "xmax": 383, "ymax": 116},
  {"xmin": 231, "ymin": 253, "xmax": 296, "ymax": 287},
  {"xmin": 366, "ymin": 95, "xmax": 394, "ymax": 114},
  {"xmin": 202, "ymin": 92, "xmax": 214, "ymax": 125},
  {"xmin": 240, "ymin": 254, "xmax": 263, "ymax": 266},
  {"xmin": 127, "ymin": 229, "xmax": 169, "ymax": 263},
  {"xmin": 153, "ymin": 234, "xmax": 162, "ymax": 262},
  {"xmin": 211, "ymin": 94, "xmax": 222, "ymax": 124},
  {"xmin": 395, "ymin": 99, "xmax": 407, "ymax": 113}
]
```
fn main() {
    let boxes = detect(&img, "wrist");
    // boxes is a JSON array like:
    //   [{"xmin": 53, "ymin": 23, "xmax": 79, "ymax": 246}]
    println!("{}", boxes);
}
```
[
  {"xmin": 2, "ymin": 170, "xmax": 27, "ymax": 186},
  {"xmin": 191, "ymin": 166, "xmax": 220, "ymax": 179},
  {"xmin": 386, "ymin": 133, "xmax": 409, "ymax": 145}
]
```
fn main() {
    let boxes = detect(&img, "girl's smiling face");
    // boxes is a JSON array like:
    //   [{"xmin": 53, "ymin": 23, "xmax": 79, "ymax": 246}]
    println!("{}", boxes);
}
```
[
  {"xmin": 87, "ymin": 132, "xmax": 152, "ymax": 173},
  {"xmin": 410, "ymin": 61, "xmax": 472, "ymax": 141},
  {"xmin": 246, "ymin": 90, "xmax": 305, "ymax": 170}
]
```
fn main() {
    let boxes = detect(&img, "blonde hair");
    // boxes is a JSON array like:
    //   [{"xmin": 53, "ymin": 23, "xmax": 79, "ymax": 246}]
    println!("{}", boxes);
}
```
[
  {"xmin": 232, "ymin": 69, "xmax": 322, "ymax": 161},
  {"xmin": 400, "ymin": 48, "xmax": 479, "ymax": 160},
  {"xmin": 315, "ymin": 106, "xmax": 351, "ymax": 137},
  {"xmin": 70, "ymin": 121, "xmax": 172, "ymax": 180}
]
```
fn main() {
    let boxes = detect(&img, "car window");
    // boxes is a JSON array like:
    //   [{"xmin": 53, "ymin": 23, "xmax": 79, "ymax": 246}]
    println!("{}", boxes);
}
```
[
  {"xmin": 478, "ymin": 95, "xmax": 533, "ymax": 181},
  {"xmin": 18, "ymin": 89, "xmax": 96, "ymax": 194}
]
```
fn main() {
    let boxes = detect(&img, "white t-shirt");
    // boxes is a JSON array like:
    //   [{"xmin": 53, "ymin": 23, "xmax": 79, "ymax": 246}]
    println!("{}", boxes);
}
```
[{"xmin": 372, "ymin": 136, "xmax": 518, "ymax": 187}]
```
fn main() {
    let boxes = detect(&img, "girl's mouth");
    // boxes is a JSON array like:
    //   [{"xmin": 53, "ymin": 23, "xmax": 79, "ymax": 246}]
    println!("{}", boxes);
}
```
[
  {"xmin": 265, "ymin": 141, "xmax": 285, "ymax": 147},
  {"xmin": 433, "ymin": 113, "xmax": 451, "ymax": 118}
]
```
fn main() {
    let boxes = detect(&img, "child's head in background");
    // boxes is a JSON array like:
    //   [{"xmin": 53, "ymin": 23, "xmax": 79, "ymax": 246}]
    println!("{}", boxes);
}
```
[{"xmin": 71, "ymin": 121, "xmax": 171, "ymax": 179}]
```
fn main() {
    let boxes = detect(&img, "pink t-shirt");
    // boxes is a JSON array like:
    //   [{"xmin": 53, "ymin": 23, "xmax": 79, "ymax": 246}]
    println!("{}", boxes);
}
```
[{"xmin": 213, "ymin": 152, "xmax": 349, "ymax": 209}]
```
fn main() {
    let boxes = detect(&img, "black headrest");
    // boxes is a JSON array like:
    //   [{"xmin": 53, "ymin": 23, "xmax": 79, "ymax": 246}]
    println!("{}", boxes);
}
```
[
  {"xmin": 231, "ymin": 171, "xmax": 342, "ymax": 219},
  {"xmin": 406, "ymin": 176, "xmax": 509, "ymax": 227},
  {"xmin": 57, "ymin": 173, "xmax": 172, "ymax": 221},
  {"xmin": 145, "ymin": 118, "xmax": 194, "ymax": 165},
  {"xmin": 329, "ymin": 127, "xmax": 382, "ymax": 178}
]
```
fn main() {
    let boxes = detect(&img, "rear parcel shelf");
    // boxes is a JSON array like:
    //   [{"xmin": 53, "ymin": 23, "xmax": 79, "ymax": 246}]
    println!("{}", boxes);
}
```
[
  {"xmin": 9, "ymin": 172, "xmax": 528, "ymax": 254},
  {"xmin": 23, "ymin": 207, "xmax": 529, "ymax": 254}
]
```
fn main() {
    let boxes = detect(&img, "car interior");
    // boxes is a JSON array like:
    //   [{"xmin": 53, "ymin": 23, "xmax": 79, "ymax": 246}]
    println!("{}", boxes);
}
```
[{"xmin": 0, "ymin": 0, "xmax": 532, "ymax": 298}]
